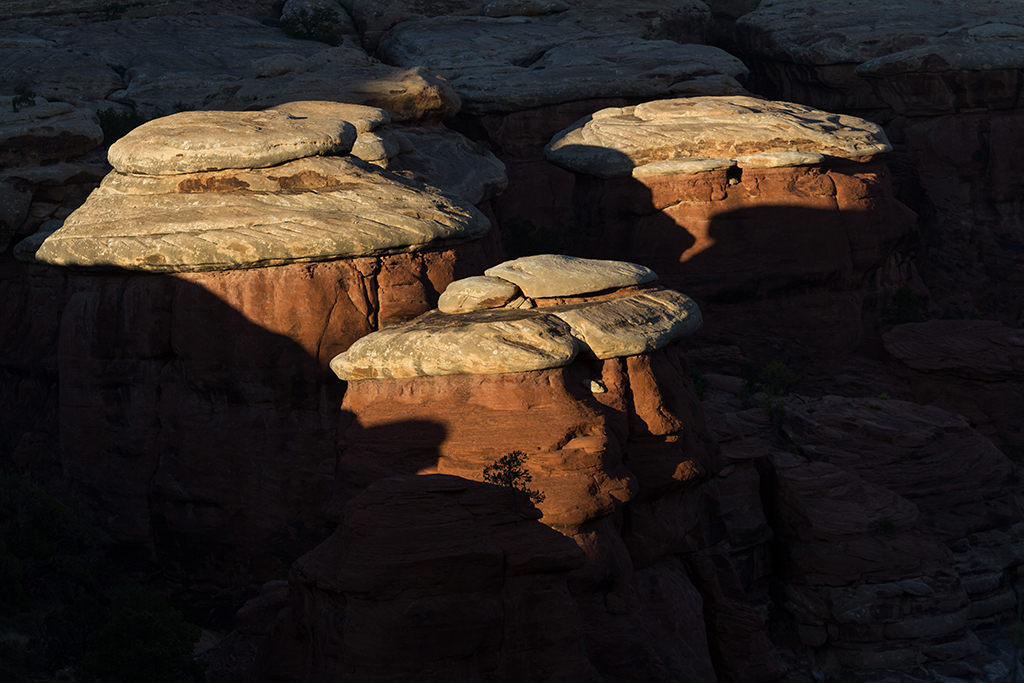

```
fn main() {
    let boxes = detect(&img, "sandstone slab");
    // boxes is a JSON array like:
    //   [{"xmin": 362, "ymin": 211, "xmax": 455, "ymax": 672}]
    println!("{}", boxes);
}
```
[
  {"xmin": 437, "ymin": 275, "xmax": 521, "ymax": 313},
  {"xmin": 548, "ymin": 289, "xmax": 703, "ymax": 359},
  {"xmin": 330, "ymin": 309, "xmax": 579, "ymax": 379},
  {"xmin": 546, "ymin": 95, "xmax": 891, "ymax": 178},
  {"xmin": 36, "ymin": 157, "xmax": 490, "ymax": 272},
  {"xmin": 485, "ymin": 254, "xmax": 657, "ymax": 298},
  {"xmin": 0, "ymin": 100, "xmax": 103, "ymax": 168},
  {"xmin": 107, "ymin": 110, "xmax": 357, "ymax": 175}
]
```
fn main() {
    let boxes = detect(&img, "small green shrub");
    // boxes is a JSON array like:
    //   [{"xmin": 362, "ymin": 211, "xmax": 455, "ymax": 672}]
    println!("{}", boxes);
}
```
[
  {"xmin": 483, "ymin": 451, "xmax": 545, "ymax": 505},
  {"xmin": 756, "ymin": 394, "xmax": 787, "ymax": 425},
  {"xmin": 882, "ymin": 283, "xmax": 922, "ymax": 325},
  {"xmin": 759, "ymin": 361, "xmax": 798, "ymax": 397},
  {"xmin": 279, "ymin": 7, "xmax": 346, "ymax": 46},
  {"xmin": 96, "ymin": 108, "xmax": 146, "ymax": 145},
  {"xmin": 871, "ymin": 516, "xmax": 898, "ymax": 536}
]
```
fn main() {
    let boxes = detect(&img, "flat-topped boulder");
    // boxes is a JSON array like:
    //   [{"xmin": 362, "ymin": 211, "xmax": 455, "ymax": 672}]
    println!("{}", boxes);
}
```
[
  {"xmin": 34, "ymin": 103, "xmax": 495, "ymax": 273},
  {"xmin": 107, "ymin": 109, "xmax": 357, "ymax": 175},
  {"xmin": 545, "ymin": 95, "xmax": 891, "ymax": 179},
  {"xmin": 331, "ymin": 256, "xmax": 702, "ymax": 378}
]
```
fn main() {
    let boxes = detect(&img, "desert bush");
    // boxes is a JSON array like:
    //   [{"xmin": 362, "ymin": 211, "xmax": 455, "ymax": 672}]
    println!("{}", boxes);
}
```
[
  {"xmin": 483, "ymin": 451, "xmax": 545, "ymax": 506},
  {"xmin": 279, "ymin": 7, "xmax": 346, "ymax": 46}
]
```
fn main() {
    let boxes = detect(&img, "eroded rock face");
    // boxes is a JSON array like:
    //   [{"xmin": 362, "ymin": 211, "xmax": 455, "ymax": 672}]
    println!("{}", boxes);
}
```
[
  {"xmin": 729, "ymin": 0, "xmax": 1024, "ymax": 322},
  {"xmin": 30, "ymin": 105, "xmax": 502, "ymax": 611},
  {"xmin": 883, "ymin": 320, "xmax": 1024, "ymax": 448},
  {"xmin": 314, "ymin": 258, "xmax": 785, "ymax": 682},
  {"xmin": 254, "ymin": 475, "xmax": 595, "ymax": 683},
  {"xmin": 545, "ymin": 95, "xmax": 917, "ymax": 364}
]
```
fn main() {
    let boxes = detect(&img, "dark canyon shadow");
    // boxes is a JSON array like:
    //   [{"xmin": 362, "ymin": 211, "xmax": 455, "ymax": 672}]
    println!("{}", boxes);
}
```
[{"xmin": 0, "ymin": 257, "xmax": 450, "ymax": 627}]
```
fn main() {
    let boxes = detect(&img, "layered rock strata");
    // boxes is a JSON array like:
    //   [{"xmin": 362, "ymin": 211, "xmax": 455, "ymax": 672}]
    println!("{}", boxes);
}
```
[
  {"xmin": 703, "ymin": 381, "xmax": 1024, "ymax": 676},
  {"xmin": 300, "ymin": 255, "xmax": 785, "ymax": 682},
  {"xmin": 730, "ymin": 0, "xmax": 1024, "ymax": 321},
  {"xmin": 23, "ymin": 103, "xmax": 502, "ymax": 611},
  {"xmin": 545, "ymin": 95, "xmax": 918, "ymax": 364}
]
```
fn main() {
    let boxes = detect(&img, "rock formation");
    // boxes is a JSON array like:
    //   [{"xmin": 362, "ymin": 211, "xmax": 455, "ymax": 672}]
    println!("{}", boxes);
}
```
[
  {"xmin": 727, "ymin": 0, "xmax": 1024, "ymax": 322},
  {"xmin": 545, "ymin": 95, "xmax": 918, "ymax": 365},
  {"xmin": 18, "ymin": 101, "xmax": 503, "ymax": 614},
  {"xmin": 253, "ymin": 255, "xmax": 787, "ymax": 682}
]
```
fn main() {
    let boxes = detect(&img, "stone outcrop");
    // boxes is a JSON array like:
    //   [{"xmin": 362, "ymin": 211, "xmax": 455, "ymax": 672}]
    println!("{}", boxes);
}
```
[
  {"xmin": 883, "ymin": 320, "xmax": 1024, "ymax": 448},
  {"xmin": 310, "ymin": 256, "xmax": 784, "ymax": 682},
  {"xmin": 20, "ymin": 104, "xmax": 504, "ymax": 610},
  {"xmin": 545, "ymin": 95, "xmax": 917, "ymax": 364},
  {"xmin": 255, "ymin": 475, "xmax": 596, "ymax": 683},
  {"xmin": 1, "ymin": 14, "xmax": 459, "ymax": 122},
  {"xmin": 728, "ymin": 0, "xmax": 1024, "ymax": 322}
]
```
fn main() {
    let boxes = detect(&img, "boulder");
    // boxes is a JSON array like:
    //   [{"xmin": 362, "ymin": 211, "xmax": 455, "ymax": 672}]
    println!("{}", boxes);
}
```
[
  {"xmin": 485, "ymin": 254, "xmax": 657, "ymax": 298},
  {"xmin": 883, "ymin": 320, "xmax": 1024, "ymax": 447}
]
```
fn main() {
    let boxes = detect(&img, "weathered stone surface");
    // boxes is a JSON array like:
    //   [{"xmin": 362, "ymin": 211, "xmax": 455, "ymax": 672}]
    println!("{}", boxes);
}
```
[
  {"xmin": 437, "ymin": 275, "xmax": 521, "ymax": 313},
  {"xmin": 883, "ymin": 320, "xmax": 1024, "ymax": 446},
  {"xmin": 342, "ymin": 0, "xmax": 714, "ymax": 52},
  {"xmin": 383, "ymin": 124, "xmax": 508, "ymax": 205},
  {"xmin": 253, "ymin": 475, "xmax": 593, "ymax": 683},
  {"xmin": 330, "ymin": 309, "xmax": 579, "ymax": 379},
  {"xmin": 36, "ymin": 156, "xmax": 490, "ymax": 272},
  {"xmin": 269, "ymin": 100, "xmax": 389, "ymax": 134},
  {"xmin": 107, "ymin": 110, "xmax": 357, "ymax": 175},
  {"xmin": 783, "ymin": 396, "xmax": 1024, "ymax": 541},
  {"xmin": 547, "ymin": 289, "xmax": 703, "ymax": 360},
  {"xmin": 485, "ymin": 254, "xmax": 657, "ymax": 298},
  {"xmin": 379, "ymin": 18, "xmax": 747, "ymax": 114},
  {"xmin": 0, "ymin": 99, "xmax": 103, "ymax": 167},
  {"xmin": 56, "ymin": 238, "xmax": 493, "ymax": 609},
  {"xmin": 546, "ymin": 96, "xmax": 891, "ymax": 179}
]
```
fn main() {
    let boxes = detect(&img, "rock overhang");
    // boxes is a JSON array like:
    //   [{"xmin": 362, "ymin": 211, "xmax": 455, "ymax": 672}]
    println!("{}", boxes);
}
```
[
  {"xmin": 330, "ymin": 255, "xmax": 703, "ymax": 380},
  {"xmin": 31, "ymin": 101, "xmax": 497, "ymax": 272},
  {"xmin": 543, "ymin": 95, "xmax": 892, "ymax": 179}
]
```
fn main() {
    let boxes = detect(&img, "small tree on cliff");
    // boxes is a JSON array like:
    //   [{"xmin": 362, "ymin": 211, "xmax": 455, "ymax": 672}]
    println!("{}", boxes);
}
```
[{"xmin": 483, "ymin": 451, "xmax": 545, "ymax": 511}]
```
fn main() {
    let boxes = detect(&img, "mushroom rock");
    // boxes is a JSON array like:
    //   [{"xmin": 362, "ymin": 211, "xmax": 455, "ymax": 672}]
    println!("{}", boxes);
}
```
[
  {"xmin": 325, "ymin": 255, "xmax": 784, "ymax": 682},
  {"xmin": 253, "ymin": 475, "xmax": 595, "ymax": 683},
  {"xmin": 371, "ymin": 6, "xmax": 749, "ymax": 256},
  {"xmin": 731, "ymin": 0, "xmax": 1024, "ymax": 321},
  {"xmin": 544, "ymin": 95, "xmax": 918, "ymax": 364},
  {"xmin": 28, "ymin": 103, "xmax": 502, "ymax": 610},
  {"xmin": 882, "ymin": 320, "xmax": 1024, "ymax": 448}
]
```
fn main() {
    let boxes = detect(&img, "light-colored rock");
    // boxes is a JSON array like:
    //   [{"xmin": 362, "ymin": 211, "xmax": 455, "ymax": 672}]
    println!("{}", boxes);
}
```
[
  {"xmin": 269, "ymin": 100, "xmax": 390, "ymax": 134},
  {"xmin": 631, "ymin": 158, "xmax": 735, "ymax": 178},
  {"xmin": 546, "ymin": 96, "xmax": 891, "ymax": 178},
  {"xmin": 377, "ymin": 19, "xmax": 748, "ymax": 114},
  {"xmin": 485, "ymin": 254, "xmax": 657, "ymax": 298},
  {"xmin": 350, "ymin": 131, "xmax": 399, "ymax": 163},
  {"xmin": 548, "ymin": 289, "xmax": 702, "ymax": 359},
  {"xmin": 329, "ymin": 309, "xmax": 580, "ymax": 379},
  {"xmin": 437, "ymin": 275, "xmax": 521, "ymax": 313},
  {"xmin": 735, "ymin": 150, "xmax": 825, "ymax": 168},
  {"xmin": 107, "ymin": 110, "xmax": 357, "ymax": 175},
  {"xmin": 35, "ymin": 156, "xmax": 490, "ymax": 272}
]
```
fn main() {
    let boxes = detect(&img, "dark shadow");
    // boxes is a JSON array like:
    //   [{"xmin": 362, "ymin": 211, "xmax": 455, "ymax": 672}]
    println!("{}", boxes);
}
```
[{"xmin": 0, "ymin": 254, "xmax": 452, "ymax": 628}]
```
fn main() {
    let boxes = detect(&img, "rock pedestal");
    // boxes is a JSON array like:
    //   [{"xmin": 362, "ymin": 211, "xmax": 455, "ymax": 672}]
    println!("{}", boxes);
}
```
[
  {"xmin": 27, "ymin": 102, "xmax": 501, "ymax": 614},
  {"xmin": 291, "ymin": 255, "xmax": 786, "ymax": 683},
  {"xmin": 545, "ymin": 95, "xmax": 918, "ymax": 365}
]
